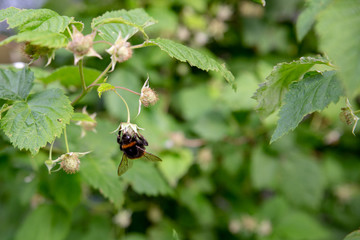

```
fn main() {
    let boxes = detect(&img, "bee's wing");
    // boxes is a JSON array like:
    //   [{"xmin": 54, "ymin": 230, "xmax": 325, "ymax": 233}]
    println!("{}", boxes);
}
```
[
  {"xmin": 118, "ymin": 154, "xmax": 133, "ymax": 176},
  {"xmin": 142, "ymin": 152, "xmax": 162, "ymax": 162}
]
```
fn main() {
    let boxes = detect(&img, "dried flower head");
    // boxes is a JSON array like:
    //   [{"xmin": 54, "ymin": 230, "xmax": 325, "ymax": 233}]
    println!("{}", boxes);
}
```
[
  {"xmin": 45, "ymin": 151, "xmax": 90, "ymax": 174},
  {"xmin": 137, "ymin": 77, "xmax": 158, "ymax": 117},
  {"xmin": 106, "ymin": 35, "xmax": 133, "ymax": 71},
  {"xmin": 67, "ymin": 25, "xmax": 102, "ymax": 65},
  {"xmin": 60, "ymin": 152, "xmax": 81, "ymax": 174}
]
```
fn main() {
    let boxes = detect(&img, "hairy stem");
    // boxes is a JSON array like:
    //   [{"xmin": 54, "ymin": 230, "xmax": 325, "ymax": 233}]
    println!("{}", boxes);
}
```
[{"xmin": 113, "ymin": 90, "xmax": 131, "ymax": 123}]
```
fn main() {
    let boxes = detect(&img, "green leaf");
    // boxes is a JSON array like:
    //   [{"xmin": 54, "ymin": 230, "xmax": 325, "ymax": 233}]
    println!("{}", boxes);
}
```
[
  {"xmin": 31, "ymin": 15, "xmax": 73, "ymax": 33},
  {"xmin": 0, "ymin": 67, "xmax": 34, "ymax": 101},
  {"xmin": 121, "ymin": 160, "xmax": 173, "ymax": 196},
  {"xmin": 15, "ymin": 204, "xmax": 70, "ymax": 240},
  {"xmin": 344, "ymin": 230, "xmax": 360, "ymax": 240},
  {"xmin": 1, "ymin": 88, "xmax": 73, "ymax": 154},
  {"xmin": 97, "ymin": 83, "xmax": 115, "ymax": 98},
  {"xmin": 38, "ymin": 66, "xmax": 103, "ymax": 87},
  {"xmin": 149, "ymin": 38, "xmax": 235, "ymax": 88},
  {"xmin": 275, "ymin": 211, "xmax": 330, "ymax": 239},
  {"xmin": 0, "ymin": 7, "xmax": 21, "ymax": 22},
  {"xmin": 271, "ymin": 71, "xmax": 343, "ymax": 143},
  {"xmin": 80, "ymin": 157, "xmax": 124, "ymax": 209},
  {"xmin": 92, "ymin": 8, "xmax": 156, "ymax": 42},
  {"xmin": 253, "ymin": 56, "xmax": 331, "ymax": 118},
  {"xmin": 0, "ymin": 31, "xmax": 68, "ymax": 49},
  {"xmin": 316, "ymin": 0, "xmax": 360, "ymax": 98},
  {"xmin": 49, "ymin": 173, "xmax": 82, "ymax": 212},
  {"xmin": 2, "ymin": 8, "xmax": 72, "ymax": 33},
  {"xmin": 279, "ymin": 155, "xmax": 324, "ymax": 209},
  {"xmin": 158, "ymin": 149, "xmax": 193, "ymax": 187},
  {"xmin": 71, "ymin": 113, "xmax": 96, "ymax": 122},
  {"xmin": 250, "ymin": 147, "xmax": 279, "ymax": 189},
  {"xmin": 7, "ymin": 9, "xmax": 58, "ymax": 31},
  {"xmin": 296, "ymin": 0, "xmax": 332, "ymax": 41}
]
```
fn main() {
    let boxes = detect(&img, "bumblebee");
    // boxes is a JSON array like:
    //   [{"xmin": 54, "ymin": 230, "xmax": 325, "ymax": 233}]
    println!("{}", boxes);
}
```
[{"xmin": 117, "ymin": 129, "xmax": 161, "ymax": 176}]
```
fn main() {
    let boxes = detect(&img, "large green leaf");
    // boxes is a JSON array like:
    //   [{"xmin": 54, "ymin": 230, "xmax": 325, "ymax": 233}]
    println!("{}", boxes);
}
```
[
  {"xmin": 1, "ymin": 88, "xmax": 73, "ymax": 154},
  {"xmin": 296, "ymin": 0, "xmax": 332, "ymax": 41},
  {"xmin": 0, "ymin": 31, "xmax": 68, "ymax": 49},
  {"xmin": 38, "ymin": 66, "xmax": 103, "ymax": 87},
  {"xmin": 1, "ymin": 8, "xmax": 72, "ymax": 33},
  {"xmin": 271, "ymin": 71, "xmax": 343, "ymax": 143},
  {"xmin": 253, "ymin": 56, "xmax": 331, "ymax": 118},
  {"xmin": 0, "ymin": 7, "xmax": 21, "ymax": 22},
  {"xmin": 149, "ymin": 38, "xmax": 235, "ymax": 88},
  {"xmin": 279, "ymin": 155, "xmax": 325, "ymax": 209},
  {"xmin": 121, "ymin": 160, "xmax": 173, "ymax": 196},
  {"xmin": 158, "ymin": 149, "xmax": 193, "ymax": 187},
  {"xmin": 80, "ymin": 157, "xmax": 124, "ymax": 209},
  {"xmin": 0, "ymin": 67, "xmax": 34, "ymax": 101},
  {"xmin": 49, "ymin": 173, "xmax": 82, "ymax": 212},
  {"xmin": 316, "ymin": 0, "xmax": 360, "ymax": 98},
  {"xmin": 92, "ymin": 8, "xmax": 156, "ymax": 42},
  {"xmin": 344, "ymin": 230, "xmax": 360, "ymax": 240},
  {"xmin": 275, "ymin": 211, "xmax": 330, "ymax": 239},
  {"xmin": 250, "ymin": 147, "xmax": 279, "ymax": 189},
  {"xmin": 15, "ymin": 204, "xmax": 70, "ymax": 240}
]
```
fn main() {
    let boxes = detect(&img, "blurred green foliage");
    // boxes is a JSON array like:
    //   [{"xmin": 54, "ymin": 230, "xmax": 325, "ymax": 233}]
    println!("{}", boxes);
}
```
[{"xmin": 1, "ymin": 0, "xmax": 360, "ymax": 240}]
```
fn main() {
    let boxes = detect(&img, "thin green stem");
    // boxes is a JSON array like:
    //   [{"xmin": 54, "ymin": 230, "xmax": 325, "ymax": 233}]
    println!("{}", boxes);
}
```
[
  {"xmin": 49, "ymin": 140, "xmax": 55, "ymax": 160},
  {"xmin": 63, "ymin": 126, "xmax": 70, "ymax": 153},
  {"xmin": 113, "ymin": 90, "xmax": 130, "ymax": 123},
  {"xmin": 354, "ymin": 110, "xmax": 360, "ymax": 114},
  {"xmin": 91, "ymin": 62, "xmax": 113, "ymax": 86},
  {"xmin": 79, "ymin": 59, "xmax": 86, "ymax": 91},
  {"xmin": 130, "ymin": 41, "xmax": 151, "ymax": 49}
]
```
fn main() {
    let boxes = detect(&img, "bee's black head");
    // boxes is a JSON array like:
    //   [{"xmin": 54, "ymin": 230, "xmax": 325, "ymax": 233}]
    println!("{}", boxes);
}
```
[{"xmin": 122, "ymin": 132, "xmax": 132, "ymax": 142}]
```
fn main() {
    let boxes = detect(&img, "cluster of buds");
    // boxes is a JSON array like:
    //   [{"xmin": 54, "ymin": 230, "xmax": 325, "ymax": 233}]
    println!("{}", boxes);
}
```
[
  {"xmin": 67, "ymin": 26, "xmax": 102, "ymax": 65},
  {"xmin": 45, "ymin": 151, "xmax": 90, "ymax": 174},
  {"xmin": 106, "ymin": 35, "xmax": 133, "ymax": 71}
]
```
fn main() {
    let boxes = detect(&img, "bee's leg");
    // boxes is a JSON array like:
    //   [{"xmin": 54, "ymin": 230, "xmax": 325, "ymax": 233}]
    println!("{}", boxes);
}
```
[{"xmin": 136, "ymin": 133, "xmax": 148, "ymax": 146}]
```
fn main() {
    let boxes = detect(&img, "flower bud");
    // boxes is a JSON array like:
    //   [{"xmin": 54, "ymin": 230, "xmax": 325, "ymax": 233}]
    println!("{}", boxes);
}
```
[
  {"xmin": 67, "ymin": 26, "xmax": 101, "ymax": 65},
  {"xmin": 106, "ymin": 36, "xmax": 133, "ymax": 71},
  {"xmin": 60, "ymin": 152, "xmax": 80, "ymax": 174},
  {"xmin": 140, "ymin": 87, "xmax": 158, "ymax": 107}
]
